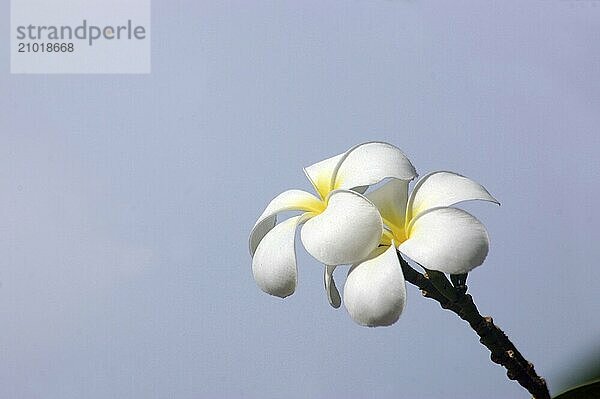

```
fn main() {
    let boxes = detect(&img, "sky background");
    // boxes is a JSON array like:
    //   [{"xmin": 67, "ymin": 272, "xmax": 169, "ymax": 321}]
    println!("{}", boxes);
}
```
[{"xmin": 1, "ymin": 1, "xmax": 600, "ymax": 398}]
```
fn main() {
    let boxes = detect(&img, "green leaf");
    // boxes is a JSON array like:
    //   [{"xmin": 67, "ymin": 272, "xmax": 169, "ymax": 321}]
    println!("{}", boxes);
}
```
[{"xmin": 554, "ymin": 379, "xmax": 600, "ymax": 399}]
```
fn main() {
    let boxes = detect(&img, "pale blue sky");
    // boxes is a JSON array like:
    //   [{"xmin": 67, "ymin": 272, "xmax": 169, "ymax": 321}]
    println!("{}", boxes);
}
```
[{"xmin": 1, "ymin": 1, "xmax": 599, "ymax": 398}]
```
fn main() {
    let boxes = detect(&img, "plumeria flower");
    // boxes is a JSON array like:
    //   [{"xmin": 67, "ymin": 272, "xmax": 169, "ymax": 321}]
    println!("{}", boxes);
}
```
[
  {"xmin": 249, "ymin": 142, "xmax": 417, "ymax": 306},
  {"xmin": 345, "ymin": 171, "xmax": 499, "ymax": 327}
]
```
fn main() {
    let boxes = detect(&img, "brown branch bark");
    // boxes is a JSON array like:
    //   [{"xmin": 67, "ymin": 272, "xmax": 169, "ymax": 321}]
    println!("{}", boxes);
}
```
[{"xmin": 397, "ymin": 250, "xmax": 550, "ymax": 399}]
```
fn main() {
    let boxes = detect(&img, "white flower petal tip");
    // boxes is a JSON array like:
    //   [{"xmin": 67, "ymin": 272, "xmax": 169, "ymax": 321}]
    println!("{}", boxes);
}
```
[
  {"xmin": 249, "ymin": 189, "xmax": 323, "ymax": 256},
  {"xmin": 300, "ymin": 190, "xmax": 383, "ymax": 265},
  {"xmin": 333, "ymin": 142, "xmax": 417, "ymax": 190},
  {"xmin": 324, "ymin": 265, "xmax": 341, "ymax": 309},
  {"xmin": 399, "ymin": 207, "xmax": 490, "ymax": 275},
  {"xmin": 252, "ymin": 215, "xmax": 302, "ymax": 298},
  {"xmin": 344, "ymin": 245, "xmax": 407, "ymax": 327},
  {"xmin": 407, "ymin": 171, "xmax": 499, "ymax": 219}
]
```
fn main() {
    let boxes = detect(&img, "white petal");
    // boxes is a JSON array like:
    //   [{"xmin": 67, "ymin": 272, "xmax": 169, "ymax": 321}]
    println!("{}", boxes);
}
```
[
  {"xmin": 249, "ymin": 189, "xmax": 323, "ymax": 256},
  {"xmin": 332, "ymin": 142, "xmax": 417, "ymax": 191},
  {"xmin": 399, "ymin": 207, "xmax": 490, "ymax": 274},
  {"xmin": 344, "ymin": 245, "xmax": 406, "ymax": 327},
  {"xmin": 252, "ymin": 215, "xmax": 303, "ymax": 298},
  {"xmin": 407, "ymin": 171, "xmax": 499, "ymax": 221},
  {"xmin": 300, "ymin": 190, "xmax": 382, "ymax": 265},
  {"xmin": 366, "ymin": 179, "xmax": 409, "ymax": 235},
  {"xmin": 303, "ymin": 153, "xmax": 345, "ymax": 199},
  {"xmin": 324, "ymin": 265, "xmax": 341, "ymax": 308}
]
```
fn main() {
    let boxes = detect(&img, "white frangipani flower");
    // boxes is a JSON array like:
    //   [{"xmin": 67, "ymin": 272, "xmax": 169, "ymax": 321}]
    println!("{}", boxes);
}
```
[
  {"xmin": 344, "ymin": 170, "xmax": 499, "ymax": 327},
  {"xmin": 250, "ymin": 142, "xmax": 498, "ymax": 329},
  {"xmin": 249, "ymin": 142, "xmax": 417, "ymax": 304}
]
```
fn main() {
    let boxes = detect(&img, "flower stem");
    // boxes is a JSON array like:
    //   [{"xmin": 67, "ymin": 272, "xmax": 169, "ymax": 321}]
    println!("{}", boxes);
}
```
[{"xmin": 396, "ymin": 250, "xmax": 550, "ymax": 399}]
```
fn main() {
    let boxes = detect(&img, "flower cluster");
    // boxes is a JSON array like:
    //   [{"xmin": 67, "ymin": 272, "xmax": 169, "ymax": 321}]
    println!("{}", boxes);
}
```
[{"xmin": 249, "ymin": 142, "xmax": 498, "ymax": 327}]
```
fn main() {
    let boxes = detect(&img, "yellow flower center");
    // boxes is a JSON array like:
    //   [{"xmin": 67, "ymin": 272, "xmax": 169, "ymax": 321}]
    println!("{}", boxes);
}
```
[
  {"xmin": 381, "ymin": 217, "xmax": 408, "ymax": 246},
  {"xmin": 296, "ymin": 195, "xmax": 327, "ymax": 215}
]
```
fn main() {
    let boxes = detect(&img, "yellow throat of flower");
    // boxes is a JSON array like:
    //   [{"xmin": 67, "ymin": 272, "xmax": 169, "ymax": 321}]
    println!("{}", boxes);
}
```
[{"xmin": 381, "ymin": 218, "xmax": 408, "ymax": 247}]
